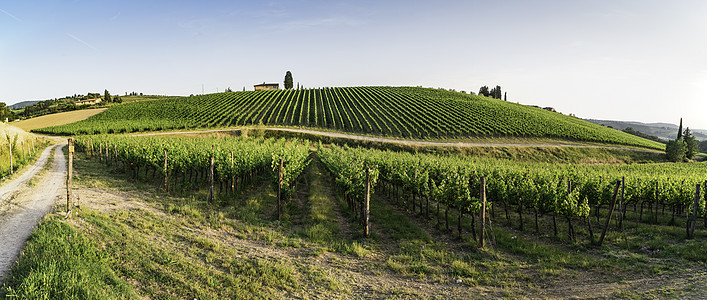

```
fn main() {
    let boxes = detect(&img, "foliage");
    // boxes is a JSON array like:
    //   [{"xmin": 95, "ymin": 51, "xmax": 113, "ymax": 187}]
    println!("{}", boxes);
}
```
[
  {"xmin": 683, "ymin": 127, "xmax": 698, "ymax": 159},
  {"xmin": 36, "ymin": 87, "xmax": 664, "ymax": 150},
  {"xmin": 665, "ymin": 139, "xmax": 686, "ymax": 162},
  {"xmin": 478, "ymin": 86, "xmax": 489, "ymax": 97},
  {"xmin": 319, "ymin": 144, "xmax": 707, "ymax": 220},
  {"xmin": 284, "ymin": 71, "xmax": 293, "ymax": 90},
  {"xmin": 74, "ymin": 135, "xmax": 310, "ymax": 191}
]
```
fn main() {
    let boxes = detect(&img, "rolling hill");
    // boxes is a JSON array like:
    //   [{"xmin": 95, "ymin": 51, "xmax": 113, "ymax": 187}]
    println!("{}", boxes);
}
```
[
  {"xmin": 34, "ymin": 86, "xmax": 663, "ymax": 149},
  {"xmin": 585, "ymin": 119, "xmax": 707, "ymax": 141}
]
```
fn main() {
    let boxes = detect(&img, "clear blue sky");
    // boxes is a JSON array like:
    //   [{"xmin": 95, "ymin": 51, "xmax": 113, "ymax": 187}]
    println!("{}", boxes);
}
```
[{"xmin": 2, "ymin": 1, "xmax": 706, "ymax": 128}]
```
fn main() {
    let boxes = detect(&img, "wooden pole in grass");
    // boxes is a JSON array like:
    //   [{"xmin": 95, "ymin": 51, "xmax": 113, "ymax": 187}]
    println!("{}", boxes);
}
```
[
  {"xmin": 598, "ymin": 180, "xmax": 621, "ymax": 246},
  {"xmin": 278, "ymin": 158, "xmax": 283, "ymax": 221},
  {"xmin": 704, "ymin": 181, "xmax": 707, "ymax": 229},
  {"xmin": 114, "ymin": 144, "xmax": 118, "ymax": 167},
  {"xmin": 230, "ymin": 151, "xmax": 234, "ymax": 194},
  {"xmin": 363, "ymin": 168, "xmax": 371, "ymax": 237},
  {"xmin": 163, "ymin": 149, "xmax": 168, "ymax": 192},
  {"xmin": 480, "ymin": 177, "xmax": 486, "ymax": 248},
  {"xmin": 67, "ymin": 138, "xmax": 74, "ymax": 215},
  {"xmin": 687, "ymin": 184, "xmax": 700, "ymax": 239},
  {"xmin": 209, "ymin": 156, "xmax": 215, "ymax": 203}
]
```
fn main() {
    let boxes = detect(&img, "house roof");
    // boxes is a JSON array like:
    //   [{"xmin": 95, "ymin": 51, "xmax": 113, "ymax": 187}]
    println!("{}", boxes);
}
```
[{"xmin": 254, "ymin": 83, "xmax": 279, "ymax": 86}]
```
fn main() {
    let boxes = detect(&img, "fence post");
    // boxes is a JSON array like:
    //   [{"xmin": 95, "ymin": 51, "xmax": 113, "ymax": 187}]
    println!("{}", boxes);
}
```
[
  {"xmin": 363, "ymin": 168, "xmax": 370, "ymax": 237},
  {"xmin": 598, "ymin": 180, "xmax": 621, "ymax": 246},
  {"xmin": 278, "ymin": 158, "xmax": 283, "ymax": 221},
  {"xmin": 230, "ymin": 151, "xmax": 235, "ymax": 194},
  {"xmin": 8, "ymin": 136, "xmax": 12, "ymax": 174},
  {"xmin": 687, "ymin": 184, "xmax": 700, "ymax": 239},
  {"xmin": 67, "ymin": 138, "xmax": 74, "ymax": 216},
  {"xmin": 480, "ymin": 177, "xmax": 486, "ymax": 248},
  {"xmin": 163, "ymin": 150, "xmax": 168, "ymax": 192},
  {"xmin": 114, "ymin": 144, "xmax": 118, "ymax": 167},
  {"xmin": 209, "ymin": 156, "xmax": 215, "ymax": 203}
]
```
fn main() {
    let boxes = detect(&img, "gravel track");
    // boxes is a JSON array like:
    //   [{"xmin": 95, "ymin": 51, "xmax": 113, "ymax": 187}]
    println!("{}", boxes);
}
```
[{"xmin": 0, "ymin": 143, "xmax": 66, "ymax": 282}]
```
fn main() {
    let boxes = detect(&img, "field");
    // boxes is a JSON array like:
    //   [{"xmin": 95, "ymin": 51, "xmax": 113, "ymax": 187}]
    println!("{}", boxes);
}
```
[
  {"xmin": 4, "ymin": 86, "xmax": 704, "ymax": 299},
  {"xmin": 13, "ymin": 108, "xmax": 107, "ymax": 131},
  {"xmin": 1, "ymin": 136, "xmax": 705, "ymax": 299},
  {"xmin": 34, "ymin": 87, "xmax": 664, "ymax": 150}
]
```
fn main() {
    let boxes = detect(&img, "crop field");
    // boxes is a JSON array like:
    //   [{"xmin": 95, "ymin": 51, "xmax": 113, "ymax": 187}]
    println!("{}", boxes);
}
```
[
  {"xmin": 34, "ymin": 87, "xmax": 664, "ymax": 149},
  {"xmin": 1, "ymin": 135, "xmax": 704, "ymax": 299},
  {"xmin": 13, "ymin": 108, "xmax": 107, "ymax": 131}
]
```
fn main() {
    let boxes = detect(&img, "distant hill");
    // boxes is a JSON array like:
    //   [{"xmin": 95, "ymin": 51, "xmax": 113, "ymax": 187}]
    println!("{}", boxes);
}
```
[
  {"xmin": 9, "ymin": 101, "xmax": 40, "ymax": 110},
  {"xmin": 584, "ymin": 119, "xmax": 707, "ymax": 141},
  {"xmin": 35, "ymin": 86, "xmax": 663, "ymax": 149}
]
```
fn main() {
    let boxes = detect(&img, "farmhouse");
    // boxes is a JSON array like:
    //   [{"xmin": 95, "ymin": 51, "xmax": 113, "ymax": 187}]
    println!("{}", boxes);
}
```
[
  {"xmin": 254, "ymin": 83, "xmax": 279, "ymax": 91},
  {"xmin": 75, "ymin": 98, "xmax": 102, "ymax": 106}
]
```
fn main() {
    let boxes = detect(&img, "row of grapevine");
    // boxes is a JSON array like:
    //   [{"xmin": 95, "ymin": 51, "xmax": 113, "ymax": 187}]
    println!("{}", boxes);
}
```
[
  {"xmin": 74, "ymin": 135, "xmax": 311, "ymax": 201},
  {"xmin": 35, "ymin": 87, "xmax": 664, "ymax": 149},
  {"xmin": 318, "ymin": 145, "xmax": 707, "ymax": 241}
]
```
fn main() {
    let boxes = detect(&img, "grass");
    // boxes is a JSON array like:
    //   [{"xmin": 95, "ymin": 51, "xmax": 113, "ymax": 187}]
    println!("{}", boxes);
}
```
[
  {"xmin": 2, "ymin": 148, "xmax": 706, "ymax": 298},
  {"xmin": 0, "ymin": 219, "xmax": 136, "ymax": 298},
  {"xmin": 12, "ymin": 108, "xmax": 107, "ymax": 131}
]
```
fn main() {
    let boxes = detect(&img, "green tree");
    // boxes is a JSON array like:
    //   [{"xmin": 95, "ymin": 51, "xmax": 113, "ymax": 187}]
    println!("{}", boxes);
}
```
[
  {"xmin": 683, "ymin": 127, "xmax": 698, "ymax": 159},
  {"xmin": 677, "ymin": 118, "xmax": 683, "ymax": 140},
  {"xmin": 284, "ymin": 71, "xmax": 293, "ymax": 90},
  {"xmin": 665, "ymin": 139, "xmax": 686, "ymax": 162},
  {"xmin": 478, "ymin": 86, "xmax": 489, "ymax": 97},
  {"xmin": 104, "ymin": 90, "xmax": 111, "ymax": 103}
]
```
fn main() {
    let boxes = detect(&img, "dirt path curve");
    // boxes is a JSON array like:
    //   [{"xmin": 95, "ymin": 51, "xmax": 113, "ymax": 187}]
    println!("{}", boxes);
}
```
[
  {"xmin": 132, "ymin": 127, "xmax": 661, "ymax": 152},
  {"xmin": 0, "ymin": 143, "xmax": 66, "ymax": 282}
]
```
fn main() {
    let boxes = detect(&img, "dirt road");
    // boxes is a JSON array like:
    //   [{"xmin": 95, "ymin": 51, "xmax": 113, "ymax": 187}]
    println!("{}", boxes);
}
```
[
  {"xmin": 132, "ymin": 127, "xmax": 662, "ymax": 152},
  {"xmin": 0, "ymin": 143, "xmax": 66, "ymax": 282}
]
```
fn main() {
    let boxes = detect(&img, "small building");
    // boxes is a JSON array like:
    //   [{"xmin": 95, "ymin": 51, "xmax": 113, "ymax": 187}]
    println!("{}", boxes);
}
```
[
  {"xmin": 76, "ymin": 98, "xmax": 102, "ymax": 106},
  {"xmin": 543, "ymin": 107, "xmax": 556, "ymax": 112},
  {"xmin": 254, "ymin": 83, "xmax": 279, "ymax": 91}
]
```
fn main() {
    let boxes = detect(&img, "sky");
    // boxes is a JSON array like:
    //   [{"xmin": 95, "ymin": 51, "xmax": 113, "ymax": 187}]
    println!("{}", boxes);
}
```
[{"xmin": 1, "ymin": 0, "xmax": 706, "ymax": 128}]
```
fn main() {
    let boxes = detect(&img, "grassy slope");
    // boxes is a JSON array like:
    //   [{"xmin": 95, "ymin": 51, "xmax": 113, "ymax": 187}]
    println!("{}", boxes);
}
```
[
  {"xmin": 2, "ymin": 150, "xmax": 705, "ymax": 298},
  {"xmin": 13, "ymin": 108, "xmax": 107, "ymax": 131},
  {"xmin": 34, "ymin": 87, "xmax": 663, "ymax": 150}
]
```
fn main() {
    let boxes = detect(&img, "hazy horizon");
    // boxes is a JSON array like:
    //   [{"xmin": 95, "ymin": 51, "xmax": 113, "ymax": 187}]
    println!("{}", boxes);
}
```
[{"xmin": 2, "ymin": 1, "xmax": 706, "ymax": 128}]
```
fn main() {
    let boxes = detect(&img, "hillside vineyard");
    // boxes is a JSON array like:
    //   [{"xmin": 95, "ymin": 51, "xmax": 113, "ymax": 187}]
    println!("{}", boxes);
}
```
[{"xmin": 37, "ymin": 87, "xmax": 662, "ymax": 149}]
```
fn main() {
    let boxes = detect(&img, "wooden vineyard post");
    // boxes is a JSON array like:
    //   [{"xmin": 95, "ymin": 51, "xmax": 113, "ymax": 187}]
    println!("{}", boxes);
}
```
[
  {"xmin": 598, "ymin": 180, "xmax": 621, "ymax": 246},
  {"xmin": 704, "ymin": 181, "xmax": 707, "ymax": 229},
  {"xmin": 89, "ymin": 140, "xmax": 93, "ymax": 158},
  {"xmin": 277, "ymin": 158, "xmax": 283, "ymax": 221},
  {"xmin": 687, "ymin": 184, "xmax": 700, "ymax": 239},
  {"xmin": 163, "ymin": 149, "xmax": 168, "ymax": 192},
  {"xmin": 618, "ymin": 177, "xmax": 626, "ymax": 230},
  {"xmin": 654, "ymin": 181, "xmax": 659, "ymax": 224},
  {"xmin": 230, "ymin": 151, "xmax": 234, "ymax": 194},
  {"xmin": 105, "ymin": 143, "xmax": 110, "ymax": 166},
  {"xmin": 114, "ymin": 144, "xmax": 118, "ymax": 167},
  {"xmin": 480, "ymin": 177, "xmax": 486, "ymax": 249},
  {"xmin": 363, "ymin": 168, "xmax": 371, "ymax": 238},
  {"xmin": 209, "ymin": 156, "xmax": 215, "ymax": 203},
  {"xmin": 67, "ymin": 138, "xmax": 74, "ymax": 216},
  {"xmin": 8, "ymin": 136, "xmax": 12, "ymax": 174}
]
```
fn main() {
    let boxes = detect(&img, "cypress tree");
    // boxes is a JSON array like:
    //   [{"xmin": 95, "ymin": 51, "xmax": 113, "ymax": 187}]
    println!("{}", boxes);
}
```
[
  {"xmin": 104, "ymin": 89, "xmax": 111, "ymax": 103},
  {"xmin": 284, "ymin": 71, "xmax": 293, "ymax": 90},
  {"xmin": 677, "ymin": 118, "xmax": 683, "ymax": 140}
]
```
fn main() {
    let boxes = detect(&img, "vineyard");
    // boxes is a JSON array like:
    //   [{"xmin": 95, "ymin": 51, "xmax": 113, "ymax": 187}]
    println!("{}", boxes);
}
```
[
  {"xmin": 35, "ymin": 87, "xmax": 663, "ymax": 149},
  {"xmin": 72, "ymin": 135, "xmax": 706, "ymax": 244}
]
